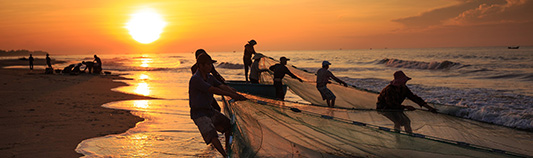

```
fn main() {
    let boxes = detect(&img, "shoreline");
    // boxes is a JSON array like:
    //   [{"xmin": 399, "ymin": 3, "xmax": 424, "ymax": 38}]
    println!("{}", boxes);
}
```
[{"xmin": 0, "ymin": 62, "xmax": 154, "ymax": 157}]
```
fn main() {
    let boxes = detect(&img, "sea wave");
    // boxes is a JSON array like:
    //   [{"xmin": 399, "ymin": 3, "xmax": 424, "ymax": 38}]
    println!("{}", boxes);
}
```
[
  {"xmin": 378, "ymin": 58, "xmax": 463, "ymax": 70},
  {"xmin": 216, "ymin": 62, "xmax": 243, "ymax": 69},
  {"xmin": 341, "ymin": 77, "xmax": 533, "ymax": 130}
]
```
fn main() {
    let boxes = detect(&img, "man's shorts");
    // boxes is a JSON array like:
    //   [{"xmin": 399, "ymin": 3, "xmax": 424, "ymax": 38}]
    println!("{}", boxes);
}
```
[
  {"xmin": 378, "ymin": 111, "xmax": 411, "ymax": 126},
  {"xmin": 317, "ymin": 86, "xmax": 336, "ymax": 100},
  {"xmin": 192, "ymin": 112, "xmax": 231, "ymax": 145}
]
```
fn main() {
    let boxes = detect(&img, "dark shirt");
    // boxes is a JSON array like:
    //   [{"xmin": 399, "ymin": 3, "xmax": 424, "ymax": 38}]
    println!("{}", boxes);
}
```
[
  {"xmin": 243, "ymin": 44, "xmax": 256, "ymax": 59},
  {"xmin": 190, "ymin": 63, "xmax": 225, "ymax": 83},
  {"xmin": 188, "ymin": 71, "xmax": 222, "ymax": 119},
  {"xmin": 29, "ymin": 57, "xmax": 34, "ymax": 63},
  {"xmin": 376, "ymin": 84, "xmax": 427, "ymax": 110},
  {"xmin": 269, "ymin": 64, "xmax": 299, "ymax": 80}
]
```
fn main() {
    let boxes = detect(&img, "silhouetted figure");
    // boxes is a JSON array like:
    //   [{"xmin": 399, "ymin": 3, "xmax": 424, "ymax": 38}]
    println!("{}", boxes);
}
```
[
  {"xmin": 93, "ymin": 55, "xmax": 102, "ymax": 74},
  {"xmin": 376, "ymin": 71, "xmax": 438, "ymax": 133},
  {"xmin": 269, "ymin": 57, "xmax": 303, "ymax": 100},
  {"xmin": 82, "ymin": 61, "xmax": 94, "ymax": 73},
  {"xmin": 46, "ymin": 54, "xmax": 52, "ymax": 68},
  {"xmin": 189, "ymin": 53, "xmax": 246, "ymax": 157},
  {"xmin": 62, "ymin": 64, "xmax": 75, "ymax": 74},
  {"xmin": 243, "ymin": 39, "xmax": 257, "ymax": 82},
  {"xmin": 316, "ymin": 61, "xmax": 348, "ymax": 107},
  {"xmin": 71, "ymin": 63, "xmax": 82, "ymax": 74},
  {"xmin": 249, "ymin": 53, "xmax": 268, "ymax": 84},
  {"xmin": 190, "ymin": 49, "xmax": 226, "ymax": 112},
  {"xmin": 29, "ymin": 54, "xmax": 34, "ymax": 70}
]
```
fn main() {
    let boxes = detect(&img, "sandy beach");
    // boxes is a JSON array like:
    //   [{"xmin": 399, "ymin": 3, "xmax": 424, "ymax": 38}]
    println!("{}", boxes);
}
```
[{"xmin": 0, "ymin": 60, "xmax": 153, "ymax": 157}]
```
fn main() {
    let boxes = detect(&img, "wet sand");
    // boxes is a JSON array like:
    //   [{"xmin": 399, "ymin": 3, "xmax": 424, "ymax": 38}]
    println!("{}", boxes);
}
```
[{"xmin": 0, "ymin": 60, "xmax": 154, "ymax": 157}]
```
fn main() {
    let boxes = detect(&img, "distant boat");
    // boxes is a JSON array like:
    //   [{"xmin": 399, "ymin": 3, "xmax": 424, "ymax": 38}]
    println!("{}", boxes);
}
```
[{"xmin": 508, "ymin": 46, "xmax": 519, "ymax": 49}]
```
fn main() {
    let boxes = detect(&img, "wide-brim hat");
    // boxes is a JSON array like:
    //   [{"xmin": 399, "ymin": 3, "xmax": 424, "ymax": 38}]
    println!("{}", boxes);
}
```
[
  {"xmin": 322, "ymin": 60, "xmax": 331, "ymax": 66},
  {"xmin": 196, "ymin": 53, "xmax": 217, "ymax": 64},
  {"xmin": 393, "ymin": 71, "xmax": 411, "ymax": 81}
]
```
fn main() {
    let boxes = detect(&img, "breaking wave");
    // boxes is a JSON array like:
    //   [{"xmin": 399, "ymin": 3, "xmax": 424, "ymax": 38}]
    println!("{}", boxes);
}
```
[
  {"xmin": 378, "ymin": 58, "xmax": 464, "ymax": 70},
  {"xmin": 217, "ymin": 62, "xmax": 243, "ymax": 69}
]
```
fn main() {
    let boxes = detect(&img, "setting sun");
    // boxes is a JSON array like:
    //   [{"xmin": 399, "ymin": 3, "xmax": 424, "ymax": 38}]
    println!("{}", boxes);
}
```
[{"xmin": 125, "ymin": 8, "xmax": 167, "ymax": 44}]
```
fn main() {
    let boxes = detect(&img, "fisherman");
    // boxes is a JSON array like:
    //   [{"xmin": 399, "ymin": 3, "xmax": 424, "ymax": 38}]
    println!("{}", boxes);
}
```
[
  {"xmin": 316, "ymin": 61, "xmax": 348, "ymax": 107},
  {"xmin": 243, "ymin": 39, "xmax": 257, "ymax": 82},
  {"xmin": 190, "ymin": 49, "xmax": 226, "ymax": 112},
  {"xmin": 249, "ymin": 53, "xmax": 268, "ymax": 84},
  {"xmin": 269, "ymin": 56, "xmax": 303, "ymax": 100},
  {"xmin": 376, "ymin": 71, "xmax": 438, "ymax": 133},
  {"xmin": 189, "ymin": 53, "xmax": 246, "ymax": 157}
]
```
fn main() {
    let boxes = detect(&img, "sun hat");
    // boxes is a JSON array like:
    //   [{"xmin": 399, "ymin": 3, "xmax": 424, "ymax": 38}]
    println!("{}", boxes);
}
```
[
  {"xmin": 196, "ymin": 53, "xmax": 217, "ymax": 64},
  {"xmin": 280, "ymin": 56, "xmax": 290, "ymax": 61},
  {"xmin": 322, "ymin": 61, "xmax": 331, "ymax": 66},
  {"xmin": 393, "ymin": 71, "xmax": 411, "ymax": 81}
]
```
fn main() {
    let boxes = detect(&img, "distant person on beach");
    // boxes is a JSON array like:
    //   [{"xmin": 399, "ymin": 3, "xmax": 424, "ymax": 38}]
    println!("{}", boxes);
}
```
[
  {"xmin": 62, "ymin": 64, "xmax": 74, "ymax": 74},
  {"xmin": 269, "ymin": 56, "xmax": 303, "ymax": 100},
  {"xmin": 189, "ymin": 53, "xmax": 247, "ymax": 157},
  {"xmin": 316, "ymin": 61, "xmax": 348, "ymax": 107},
  {"xmin": 190, "ymin": 49, "xmax": 226, "ymax": 112},
  {"xmin": 93, "ymin": 55, "xmax": 102, "ymax": 74},
  {"xmin": 243, "ymin": 39, "xmax": 257, "ymax": 82},
  {"xmin": 71, "ymin": 63, "xmax": 82, "ymax": 74},
  {"xmin": 249, "ymin": 53, "xmax": 268, "ymax": 84},
  {"xmin": 46, "ymin": 54, "xmax": 52, "ymax": 68},
  {"xmin": 376, "ymin": 71, "xmax": 438, "ymax": 133},
  {"xmin": 82, "ymin": 61, "xmax": 94, "ymax": 73},
  {"xmin": 29, "ymin": 54, "xmax": 34, "ymax": 70}
]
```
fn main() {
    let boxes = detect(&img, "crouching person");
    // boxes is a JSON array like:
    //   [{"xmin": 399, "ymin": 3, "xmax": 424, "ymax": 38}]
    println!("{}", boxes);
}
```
[{"xmin": 189, "ymin": 53, "xmax": 247, "ymax": 157}]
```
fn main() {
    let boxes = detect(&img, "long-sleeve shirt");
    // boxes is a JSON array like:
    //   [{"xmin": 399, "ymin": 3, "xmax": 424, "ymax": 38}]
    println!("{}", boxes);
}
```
[
  {"xmin": 376, "ymin": 84, "xmax": 427, "ymax": 110},
  {"xmin": 269, "ymin": 64, "xmax": 299, "ymax": 80},
  {"xmin": 191, "ymin": 63, "xmax": 225, "ymax": 83}
]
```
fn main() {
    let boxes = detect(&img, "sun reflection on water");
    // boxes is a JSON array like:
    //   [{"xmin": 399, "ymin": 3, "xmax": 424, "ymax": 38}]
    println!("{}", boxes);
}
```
[
  {"xmin": 134, "ymin": 82, "xmax": 151, "ymax": 96},
  {"xmin": 140, "ymin": 58, "xmax": 152, "ymax": 68},
  {"xmin": 133, "ymin": 100, "xmax": 150, "ymax": 109}
]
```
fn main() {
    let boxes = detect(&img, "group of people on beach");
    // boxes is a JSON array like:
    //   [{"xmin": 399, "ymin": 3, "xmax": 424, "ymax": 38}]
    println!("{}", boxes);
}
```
[
  {"xmin": 28, "ymin": 54, "xmax": 102, "ymax": 75},
  {"xmin": 189, "ymin": 39, "xmax": 438, "ymax": 157}
]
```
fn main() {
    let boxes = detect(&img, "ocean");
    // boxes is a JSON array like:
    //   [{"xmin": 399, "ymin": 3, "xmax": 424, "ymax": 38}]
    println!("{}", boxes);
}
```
[{"xmin": 21, "ymin": 46, "xmax": 531, "ymax": 157}]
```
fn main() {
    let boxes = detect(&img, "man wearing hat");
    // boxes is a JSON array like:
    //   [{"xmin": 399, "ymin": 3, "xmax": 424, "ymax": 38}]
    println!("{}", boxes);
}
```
[
  {"xmin": 249, "ymin": 53, "xmax": 268, "ymax": 83},
  {"xmin": 243, "ymin": 39, "xmax": 258, "ymax": 82},
  {"xmin": 190, "ymin": 49, "xmax": 226, "ymax": 112},
  {"xmin": 189, "ymin": 53, "xmax": 247, "ymax": 157},
  {"xmin": 316, "ymin": 61, "xmax": 348, "ymax": 107},
  {"xmin": 269, "ymin": 56, "xmax": 303, "ymax": 100},
  {"xmin": 376, "ymin": 70, "xmax": 438, "ymax": 133}
]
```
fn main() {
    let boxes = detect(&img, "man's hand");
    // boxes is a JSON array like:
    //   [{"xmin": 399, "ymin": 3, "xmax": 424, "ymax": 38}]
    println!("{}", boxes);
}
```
[{"xmin": 404, "ymin": 106, "xmax": 416, "ymax": 111}]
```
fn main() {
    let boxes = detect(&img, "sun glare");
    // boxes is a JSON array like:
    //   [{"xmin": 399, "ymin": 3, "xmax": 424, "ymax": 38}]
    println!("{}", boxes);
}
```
[{"xmin": 126, "ymin": 9, "xmax": 167, "ymax": 44}]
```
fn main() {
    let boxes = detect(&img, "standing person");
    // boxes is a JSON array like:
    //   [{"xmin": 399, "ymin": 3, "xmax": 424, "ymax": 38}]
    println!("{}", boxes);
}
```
[
  {"xmin": 376, "ymin": 71, "xmax": 438, "ymax": 133},
  {"xmin": 189, "ymin": 53, "xmax": 246, "ymax": 157},
  {"xmin": 243, "ymin": 39, "xmax": 257, "ymax": 82},
  {"xmin": 269, "ymin": 57, "xmax": 303, "ymax": 100},
  {"xmin": 46, "ymin": 54, "xmax": 52, "ymax": 68},
  {"xmin": 316, "ymin": 61, "xmax": 348, "ymax": 107},
  {"xmin": 93, "ymin": 55, "xmax": 102, "ymax": 73},
  {"xmin": 190, "ymin": 49, "xmax": 226, "ymax": 112},
  {"xmin": 249, "ymin": 53, "xmax": 268, "ymax": 84},
  {"xmin": 28, "ymin": 54, "xmax": 34, "ymax": 70}
]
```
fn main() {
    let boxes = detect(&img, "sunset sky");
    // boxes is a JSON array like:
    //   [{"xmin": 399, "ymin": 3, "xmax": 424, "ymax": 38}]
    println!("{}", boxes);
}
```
[{"xmin": 1, "ymin": 0, "xmax": 532, "ymax": 54}]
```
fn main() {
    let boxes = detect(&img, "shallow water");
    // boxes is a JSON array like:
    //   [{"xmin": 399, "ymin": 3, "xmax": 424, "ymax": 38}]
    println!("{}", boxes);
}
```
[{"xmin": 53, "ymin": 46, "xmax": 532, "ymax": 156}]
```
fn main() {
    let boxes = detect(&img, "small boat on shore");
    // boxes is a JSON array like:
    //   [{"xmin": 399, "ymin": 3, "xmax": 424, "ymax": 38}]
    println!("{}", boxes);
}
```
[
  {"xmin": 508, "ymin": 46, "xmax": 519, "ymax": 49},
  {"xmin": 225, "ymin": 80, "xmax": 286, "ymax": 99}
]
